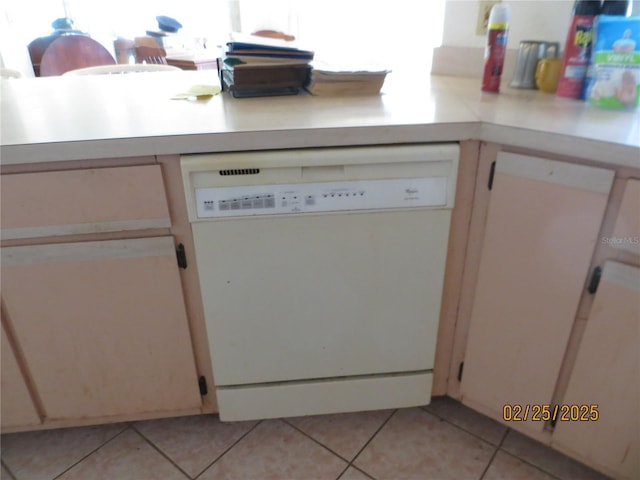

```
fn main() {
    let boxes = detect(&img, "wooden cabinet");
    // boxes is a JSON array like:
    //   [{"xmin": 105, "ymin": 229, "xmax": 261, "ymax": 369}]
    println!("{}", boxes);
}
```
[
  {"xmin": 2, "ymin": 237, "xmax": 202, "ymax": 422},
  {"xmin": 1, "ymin": 165, "xmax": 171, "ymax": 241},
  {"xmin": 0, "ymin": 164, "xmax": 202, "ymax": 431},
  {"xmin": 453, "ymin": 149, "xmax": 640, "ymax": 477},
  {"xmin": 459, "ymin": 152, "xmax": 615, "ymax": 437},
  {"xmin": 1, "ymin": 321, "xmax": 40, "ymax": 428},
  {"xmin": 610, "ymin": 179, "xmax": 640, "ymax": 256},
  {"xmin": 552, "ymin": 261, "xmax": 639, "ymax": 480}
]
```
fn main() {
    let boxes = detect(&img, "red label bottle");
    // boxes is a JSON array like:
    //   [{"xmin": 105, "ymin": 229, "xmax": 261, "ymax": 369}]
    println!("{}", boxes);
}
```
[
  {"xmin": 556, "ymin": 0, "xmax": 602, "ymax": 98},
  {"xmin": 482, "ymin": 4, "xmax": 511, "ymax": 93}
]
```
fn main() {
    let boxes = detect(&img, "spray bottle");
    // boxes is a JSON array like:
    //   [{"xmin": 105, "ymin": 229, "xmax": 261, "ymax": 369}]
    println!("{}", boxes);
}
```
[
  {"xmin": 482, "ymin": 3, "xmax": 511, "ymax": 93},
  {"xmin": 556, "ymin": 0, "xmax": 602, "ymax": 98}
]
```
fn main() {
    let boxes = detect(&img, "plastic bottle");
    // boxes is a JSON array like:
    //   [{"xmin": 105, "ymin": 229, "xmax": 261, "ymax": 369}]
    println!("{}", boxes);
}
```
[
  {"xmin": 600, "ymin": 0, "xmax": 632, "ymax": 15},
  {"xmin": 482, "ymin": 3, "xmax": 511, "ymax": 93},
  {"xmin": 580, "ymin": 0, "xmax": 632, "ymax": 99},
  {"xmin": 556, "ymin": 0, "xmax": 602, "ymax": 98}
]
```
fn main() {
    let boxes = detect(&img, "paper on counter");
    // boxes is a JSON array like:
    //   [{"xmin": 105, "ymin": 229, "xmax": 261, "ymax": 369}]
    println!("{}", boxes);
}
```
[{"xmin": 172, "ymin": 84, "xmax": 221, "ymax": 100}]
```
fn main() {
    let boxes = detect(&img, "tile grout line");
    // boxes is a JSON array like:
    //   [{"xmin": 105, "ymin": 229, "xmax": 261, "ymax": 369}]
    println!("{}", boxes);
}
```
[
  {"xmin": 477, "ymin": 423, "xmax": 508, "ymax": 480},
  {"xmin": 497, "ymin": 449, "xmax": 567, "ymax": 480},
  {"xmin": 282, "ymin": 409, "xmax": 396, "ymax": 480},
  {"xmin": 1, "ymin": 459, "xmax": 17, "ymax": 480},
  {"xmin": 9, "ymin": 405, "xmax": 597, "ymax": 480},
  {"xmin": 281, "ymin": 418, "xmax": 353, "ymax": 465},
  {"xmin": 346, "ymin": 408, "xmax": 398, "ymax": 477},
  {"xmin": 333, "ymin": 464, "xmax": 352, "ymax": 480},
  {"xmin": 131, "ymin": 424, "xmax": 194, "ymax": 479},
  {"xmin": 422, "ymin": 404, "xmax": 608, "ymax": 480},
  {"xmin": 422, "ymin": 409, "xmax": 565, "ymax": 480},
  {"xmin": 338, "ymin": 464, "xmax": 377, "ymax": 480},
  {"xmin": 419, "ymin": 405, "xmax": 505, "ymax": 447},
  {"xmin": 497, "ymin": 429, "xmax": 575, "ymax": 480},
  {"xmin": 51, "ymin": 423, "xmax": 131, "ymax": 480},
  {"xmin": 192, "ymin": 419, "xmax": 263, "ymax": 480}
]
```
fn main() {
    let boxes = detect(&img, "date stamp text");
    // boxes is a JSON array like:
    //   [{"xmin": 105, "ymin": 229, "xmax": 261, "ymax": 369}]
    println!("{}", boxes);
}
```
[{"xmin": 503, "ymin": 404, "xmax": 599, "ymax": 422}]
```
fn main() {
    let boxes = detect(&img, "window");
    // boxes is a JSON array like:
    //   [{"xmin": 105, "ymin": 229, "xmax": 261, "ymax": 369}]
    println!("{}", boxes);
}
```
[
  {"xmin": 238, "ymin": 0, "xmax": 445, "ymax": 76},
  {"xmin": 2, "ymin": 0, "xmax": 445, "ymax": 77}
]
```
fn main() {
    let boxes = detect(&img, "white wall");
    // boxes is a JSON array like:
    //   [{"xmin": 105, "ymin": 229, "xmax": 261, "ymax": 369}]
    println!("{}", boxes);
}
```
[
  {"xmin": 0, "ymin": 10, "xmax": 35, "ymax": 76},
  {"xmin": 442, "ymin": 0, "xmax": 640, "ymax": 50}
]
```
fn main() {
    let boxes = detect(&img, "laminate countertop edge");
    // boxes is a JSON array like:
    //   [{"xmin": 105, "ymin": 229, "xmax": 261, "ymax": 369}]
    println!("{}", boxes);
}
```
[{"xmin": 1, "ymin": 73, "xmax": 638, "ymax": 168}]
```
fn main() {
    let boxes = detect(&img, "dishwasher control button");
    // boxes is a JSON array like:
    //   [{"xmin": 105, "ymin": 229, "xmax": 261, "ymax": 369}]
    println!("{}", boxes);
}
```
[
  {"xmin": 253, "ymin": 198, "xmax": 264, "ymax": 208},
  {"xmin": 230, "ymin": 200, "xmax": 241, "ymax": 210},
  {"xmin": 218, "ymin": 201, "xmax": 229, "ymax": 211},
  {"xmin": 265, "ymin": 197, "xmax": 275, "ymax": 208},
  {"xmin": 305, "ymin": 196, "xmax": 315, "ymax": 206}
]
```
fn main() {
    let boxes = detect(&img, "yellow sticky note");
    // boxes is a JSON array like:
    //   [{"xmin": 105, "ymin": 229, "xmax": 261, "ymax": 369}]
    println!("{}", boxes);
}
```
[{"xmin": 173, "ymin": 84, "xmax": 221, "ymax": 100}]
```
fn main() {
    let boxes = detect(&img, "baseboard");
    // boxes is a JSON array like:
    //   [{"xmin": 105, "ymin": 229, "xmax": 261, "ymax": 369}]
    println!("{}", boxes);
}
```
[{"xmin": 431, "ymin": 45, "xmax": 519, "ymax": 81}]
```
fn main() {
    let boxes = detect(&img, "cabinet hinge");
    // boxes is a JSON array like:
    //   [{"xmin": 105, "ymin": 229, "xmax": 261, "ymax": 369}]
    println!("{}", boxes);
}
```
[
  {"xmin": 176, "ymin": 243, "xmax": 187, "ymax": 269},
  {"xmin": 457, "ymin": 362, "xmax": 464, "ymax": 382},
  {"xmin": 488, "ymin": 161, "xmax": 496, "ymax": 190},
  {"xmin": 587, "ymin": 266, "xmax": 602, "ymax": 294},
  {"xmin": 198, "ymin": 376, "xmax": 208, "ymax": 396}
]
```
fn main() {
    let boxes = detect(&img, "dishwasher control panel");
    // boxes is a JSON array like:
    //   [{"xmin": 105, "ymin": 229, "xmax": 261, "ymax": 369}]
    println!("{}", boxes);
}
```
[{"xmin": 194, "ymin": 177, "xmax": 447, "ymax": 218}]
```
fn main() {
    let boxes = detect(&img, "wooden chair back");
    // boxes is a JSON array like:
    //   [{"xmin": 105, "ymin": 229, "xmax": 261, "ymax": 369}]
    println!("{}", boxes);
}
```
[
  {"xmin": 63, "ymin": 64, "xmax": 180, "ymax": 75},
  {"xmin": 28, "ymin": 35, "xmax": 58, "ymax": 76},
  {"xmin": 39, "ymin": 36, "xmax": 115, "ymax": 76},
  {"xmin": 135, "ymin": 45, "xmax": 168, "ymax": 65}
]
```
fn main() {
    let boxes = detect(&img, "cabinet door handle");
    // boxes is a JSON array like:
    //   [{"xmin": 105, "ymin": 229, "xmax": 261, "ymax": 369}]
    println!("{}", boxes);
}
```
[
  {"xmin": 587, "ymin": 266, "xmax": 602, "ymax": 294},
  {"xmin": 488, "ymin": 161, "xmax": 497, "ymax": 190},
  {"xmin": 176, "ymin": 243, "xmax": 188, "ymax": 269}
]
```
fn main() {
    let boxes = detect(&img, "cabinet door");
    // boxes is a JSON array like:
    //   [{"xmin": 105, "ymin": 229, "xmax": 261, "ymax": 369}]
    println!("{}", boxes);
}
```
[
  {"xmin": 1, "ymin": 237, "xmax": 201, "ymax": 421},
  {"xmin": 460, "ymin": 153, "xmax": 614, "ymax": 435},
  {"xmin": 552, "ymin": 261, "xmax": 639, "ymax": 480},
  {"xmin": 611, "ymin": 179, "xmax": 640, "ymax": 255},
  {"xmin": 1, "ymin": 320, "xmax": 41, "ymax": 428}
]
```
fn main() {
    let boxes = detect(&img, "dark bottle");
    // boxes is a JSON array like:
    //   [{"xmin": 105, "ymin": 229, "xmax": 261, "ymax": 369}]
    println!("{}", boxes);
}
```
[
  {"xmin": 574, "ymin": 0, "xmax": 603, "ymax": 15},
  {"xmin": 600, "ymin": 0, "xmax": 632, "ymax": 16},
  {"xmin": 557, "ymin": 0, "xmax": 602, "ymax": 98}
]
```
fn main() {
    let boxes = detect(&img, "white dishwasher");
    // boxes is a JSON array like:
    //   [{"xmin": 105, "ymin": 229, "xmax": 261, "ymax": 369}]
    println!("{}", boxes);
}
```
[{"xmin": 181, "ymin": 144, "xmax": 459, "ymax": 421}]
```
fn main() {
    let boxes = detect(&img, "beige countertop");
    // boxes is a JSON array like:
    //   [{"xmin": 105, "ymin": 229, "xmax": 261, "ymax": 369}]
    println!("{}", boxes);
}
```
[{"xmin": 1, "ymin": 71, "xmax": 638, "ymax": 168}]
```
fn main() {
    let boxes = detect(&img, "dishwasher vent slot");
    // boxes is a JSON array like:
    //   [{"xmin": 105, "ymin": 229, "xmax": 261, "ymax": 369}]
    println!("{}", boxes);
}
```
[{"xmin": 219, "ymin": 168, "xmax": 260, "ymax": 176}]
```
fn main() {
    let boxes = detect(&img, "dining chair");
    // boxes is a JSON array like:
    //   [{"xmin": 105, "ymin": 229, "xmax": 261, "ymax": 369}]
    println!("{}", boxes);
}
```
[
  {"xmin": 28, "ymin": 34, "xmax": 59, "ymax": 76},
  {"xmin": 135, "ymin": 45, "xmax": 169, "ymax": 65},
  {"xmin": 39, "ymin": 35, "xmax": 116, "ymax": 76},
  {"xmin": 63, "ymin": 64, "xmax": 181, "ymax": 75}
]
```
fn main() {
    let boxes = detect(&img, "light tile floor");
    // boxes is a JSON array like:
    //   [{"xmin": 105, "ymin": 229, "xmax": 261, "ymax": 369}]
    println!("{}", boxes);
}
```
[{"xmin": 1, "ymin": 396, "xmax": 612, "ymax": 480}]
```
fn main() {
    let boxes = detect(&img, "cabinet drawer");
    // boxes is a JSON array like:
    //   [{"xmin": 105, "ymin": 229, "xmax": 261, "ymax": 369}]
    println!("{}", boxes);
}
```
[
  {"xmin": 1, "ymin": 165, "xmax": 170, "ymax": 240},
  {"xmin": 611, "ymin": 179, "xmax": 640, "ymax": 255}
]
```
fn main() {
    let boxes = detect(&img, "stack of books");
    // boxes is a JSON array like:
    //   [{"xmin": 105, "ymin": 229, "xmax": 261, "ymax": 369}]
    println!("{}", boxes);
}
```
[
  {"xmin": 220, "ymin": 34, "xmax": 314, "ymax": 98},
  {"xmin": 306, "ymin": 62, "xmax": 390, "ymax": 96}
]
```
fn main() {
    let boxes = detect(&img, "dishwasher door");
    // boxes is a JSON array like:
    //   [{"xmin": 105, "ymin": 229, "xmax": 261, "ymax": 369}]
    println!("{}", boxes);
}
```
[{"xmin": 182, "ymin": 144, "xmax": 459, "ymax": 420}]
